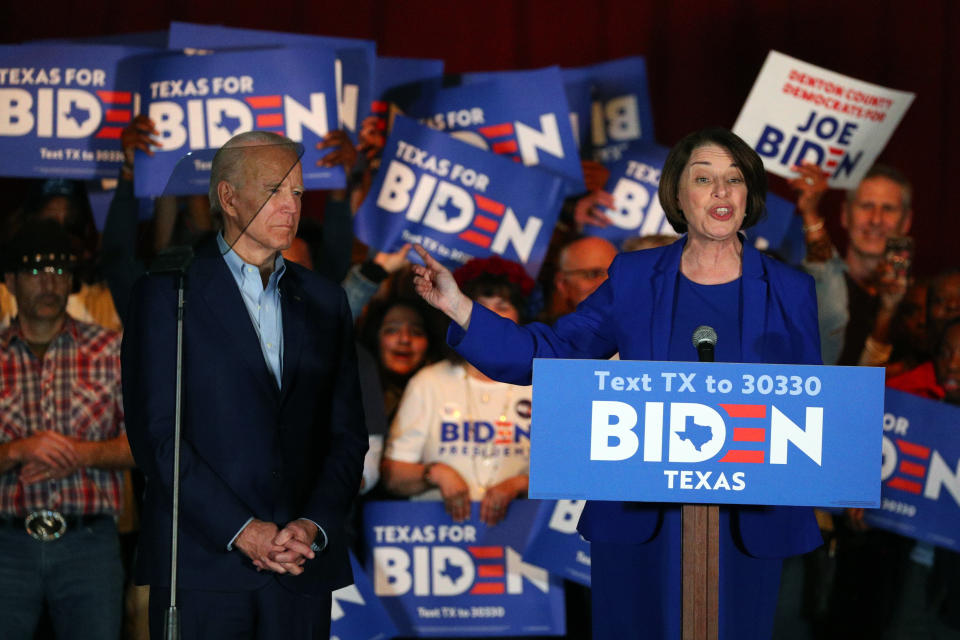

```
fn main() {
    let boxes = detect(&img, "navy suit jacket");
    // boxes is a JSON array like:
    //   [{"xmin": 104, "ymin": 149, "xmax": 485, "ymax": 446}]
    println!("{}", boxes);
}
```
[
  {"xmin": 122, "ymin": 239, "xmax": 367, "ymax": 594},
  {"xmin": 449, "ymin": 237, "xmax": 823, "ymax": 558}
]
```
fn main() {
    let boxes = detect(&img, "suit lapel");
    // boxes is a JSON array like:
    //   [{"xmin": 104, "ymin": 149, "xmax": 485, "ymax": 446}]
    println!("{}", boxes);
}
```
[
  {"xmin": 193, "ymin": 244, "xmax": 279, "ymax": 397},
  {"xmin": 650, "ymin": 238, "xmax": 685, "ymax": 361},
  {"xmin": 279, "ymin": 274, "xmax": 305, "ymax": 405},
  {"xmin": 740, "ymin": 244, "xmax": 769, "ymax": 364}
]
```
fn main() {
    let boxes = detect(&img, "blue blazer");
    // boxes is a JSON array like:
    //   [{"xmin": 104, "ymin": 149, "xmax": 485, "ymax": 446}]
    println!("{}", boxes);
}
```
[
  {"xmin": 450, "ymin": 237, "xmax": 823, "ymax": 558},
  {"xmin": 122, "ymin": 239, "xmax": 368, "ymax": 594}
]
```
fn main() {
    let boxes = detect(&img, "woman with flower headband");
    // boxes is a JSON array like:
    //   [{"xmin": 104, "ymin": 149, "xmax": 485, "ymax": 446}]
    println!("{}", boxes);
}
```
[
  {"xmin": 380, "ymin": 256, "xmax": 536, "ymax": 526},
  {"xmin": 411, "ymin": 128, "xmax": 824, "ymax": 639}
]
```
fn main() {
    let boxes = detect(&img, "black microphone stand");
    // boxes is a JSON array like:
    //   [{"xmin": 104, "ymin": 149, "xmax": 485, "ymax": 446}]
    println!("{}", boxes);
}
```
[{"xmin": 148, "ymin": 246, "xmax": 194, "ymax": 640}]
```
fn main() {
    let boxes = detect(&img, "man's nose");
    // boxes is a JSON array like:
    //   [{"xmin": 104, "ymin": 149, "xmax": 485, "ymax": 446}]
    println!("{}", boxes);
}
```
[{"xmin": 38, "ymin": 272, "xmax": 61, "ymax": 290}]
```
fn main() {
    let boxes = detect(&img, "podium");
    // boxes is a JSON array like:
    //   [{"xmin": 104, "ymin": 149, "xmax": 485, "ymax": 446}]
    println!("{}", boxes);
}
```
[{"xmin": 529, "ymin": 358, "xmax": 884, "ymax": 639}]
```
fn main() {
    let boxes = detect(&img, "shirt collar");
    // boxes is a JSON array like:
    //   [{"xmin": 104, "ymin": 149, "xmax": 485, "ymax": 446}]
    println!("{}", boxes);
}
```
[
  {"xmin": 216, "ymin": 232, "xmax": 286, "ymax": 286},
  {"xmin": 1, "ymin": 315, "xmax": 79, "ymax": 349}
]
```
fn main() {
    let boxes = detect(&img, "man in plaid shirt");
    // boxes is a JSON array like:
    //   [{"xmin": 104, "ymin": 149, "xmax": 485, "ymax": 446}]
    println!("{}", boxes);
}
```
[{"xmin": 0, "ymin": 219, "xmax": 133, "ymax": 639}]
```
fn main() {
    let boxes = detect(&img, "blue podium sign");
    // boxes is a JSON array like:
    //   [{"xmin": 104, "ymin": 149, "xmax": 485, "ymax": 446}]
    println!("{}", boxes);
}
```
[
  {"xmin": 864, "ymin": 389, "xmax": 960, "ymax": 552},
  {"xmin": 530, "ymin": 359, "xmax": 884, "ymax": 507},
  {"xmin": 363, "ymin": 500, "xmax": 565, "ymax": 637}
]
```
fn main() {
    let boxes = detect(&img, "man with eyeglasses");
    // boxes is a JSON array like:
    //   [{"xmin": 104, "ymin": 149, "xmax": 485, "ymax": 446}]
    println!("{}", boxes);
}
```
[
  {"xmin": 0, "ymin": 219, "xmax": 133, "ymax": 639},
  {"xmin": 553, "ymin": 236, "xmax": 618, "ymax": 315}
]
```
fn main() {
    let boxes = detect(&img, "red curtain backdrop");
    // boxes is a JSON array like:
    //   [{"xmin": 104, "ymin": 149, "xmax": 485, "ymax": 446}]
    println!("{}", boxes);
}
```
[{"xmin": 2, "ymin": 0, "xmax": 957, "ymax": 275}]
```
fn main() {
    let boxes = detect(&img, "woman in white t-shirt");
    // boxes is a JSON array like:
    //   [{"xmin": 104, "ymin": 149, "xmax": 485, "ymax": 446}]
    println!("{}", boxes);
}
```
[{"xmin": 381, "ymin": 256, "xmax": 535, "ymax": 526}]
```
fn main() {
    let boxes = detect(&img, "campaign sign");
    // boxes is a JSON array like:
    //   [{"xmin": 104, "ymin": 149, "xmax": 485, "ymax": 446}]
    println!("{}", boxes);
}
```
[
  {"xmin": 330, "ymin": 552, "xmax": 398, "ymax": 640},
  {"xmin": 363, "ymin": 500, "xmax": 565, "ymax": 637},
  {"xmin": 530, "ymin": 359, "xmax": 884, "ymax": 507},
  {"xmin": 522, "ymin": 500, "xmax": 591, "ymax": 587},
  {"xmin": 405, "ymin": 66, "xmax": 584, "ymax": 190},
  {"xmin": 562, "ymin": 56, "xmax": 656, "ymax": 164},
  {"xmin": 0, "ymin": 44, "xmax": 153, "ymax": 179},
  {"xmin": 355, "ymin": 115, "xmax": 566, "ymax": 277},
  {"xmin": 561, "ymin": 77, "xmax": 592, "ymax": 152},
  {"xmin": 135, "ymin": 47, "xmax": 342, "ymax": 197},
  {"xmin": 372, "ymin": 56, "xmax": 444, "ymax": 113},
  {"xmin": 167, "ymin": 21, "xmax": 374, "ymax": 143},
  {"xmin": 732, "ymin": 50, "xmax": 914, "ymax": 189},
  {"xmin": 863, "ymin": 389, "xmax": 960, "ymax": 552},
  {"xmin": 743, "ymin": 192, "xmax": 799, "ymax": 258},
  {"xmin": 457, "ymin": 67, "xmax": 587, "ymax": 155},
  {"xmin": 581, "ymin": 142, "xmax": 674, "ymax": 245}
]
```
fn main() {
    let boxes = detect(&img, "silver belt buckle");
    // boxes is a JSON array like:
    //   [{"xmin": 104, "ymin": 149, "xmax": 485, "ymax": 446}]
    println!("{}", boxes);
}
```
[{"xmin": 25, "ymin": 510, "xmax": 67, "ymax": 541}]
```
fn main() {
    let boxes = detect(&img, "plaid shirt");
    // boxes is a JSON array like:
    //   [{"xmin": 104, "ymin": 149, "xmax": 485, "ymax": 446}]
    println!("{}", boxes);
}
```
[{"xmin": 0, "ymin": 316, "xmax": 125, "ymax": 516}]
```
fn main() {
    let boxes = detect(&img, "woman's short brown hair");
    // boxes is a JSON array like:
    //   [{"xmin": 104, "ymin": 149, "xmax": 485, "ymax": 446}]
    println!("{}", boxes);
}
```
[{"xmin": 658, "ymin": 127, "xmax": 767, "ymax": 234}]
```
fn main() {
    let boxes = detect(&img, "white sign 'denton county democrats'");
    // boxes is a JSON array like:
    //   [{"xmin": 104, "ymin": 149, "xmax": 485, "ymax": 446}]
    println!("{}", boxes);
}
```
[{"xmin": 733, "ymin": 50, "xmax": 913, "ymax": 189}]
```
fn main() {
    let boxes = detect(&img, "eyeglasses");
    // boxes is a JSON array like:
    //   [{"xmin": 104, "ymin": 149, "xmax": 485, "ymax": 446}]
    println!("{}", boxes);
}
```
[
  {"xmin": 18, "ymin": 266, "xmax": 72, "ymax": 278},
  {"xmin": 560, "ymin": 268, "xmax": 607, "ymax": 280}
]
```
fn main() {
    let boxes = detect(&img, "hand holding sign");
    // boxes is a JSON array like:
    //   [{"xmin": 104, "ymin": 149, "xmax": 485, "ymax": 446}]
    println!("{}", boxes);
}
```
[
  {"xmin": 426, "ymin": 462, "xmax": 470, "ymax": 522},
  {"xmin": 787, "ymin": 161, "xmax": 829, "ymax": 219},
  {"xmin": 573, "ymin": 190, "xmax": 614, "ymax": 232},
  {"xmin": 316, "ymin": 129, "xmax": 358, "ymax": 173},
  {"xmin": 122, "ymin": 114, "xmax": 162, "ymax": 160},
  {"xmin": 479, "ymin": 474, "xmax": 529, "ymax": 526},
  {"xmin": 412, "ymin": 245, "xmax": 473, "ymax": 330}
]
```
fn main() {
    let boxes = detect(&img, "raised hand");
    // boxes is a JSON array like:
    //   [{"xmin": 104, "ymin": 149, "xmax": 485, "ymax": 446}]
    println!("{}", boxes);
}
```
[
  {"xmin": 573, "ymin": 190, "xmax": 615, "ymax": 232},
  {"xmin": 316, "ymin": 129, "xmax": 359, "ymax": 174},
  {"xmin": 372, "ymin": 243, "xmax": 413, "ymax": 275},
  {"xmin": 121, "ymin": 114, "xmax": 162, "ymax": 164},
  {"xmin": 412, "ymin": 245, "xmax": 473, "ymax": 329},
  {"xmin": 788, "ymin": 162, "xmax": 829, "ymax": 218}
]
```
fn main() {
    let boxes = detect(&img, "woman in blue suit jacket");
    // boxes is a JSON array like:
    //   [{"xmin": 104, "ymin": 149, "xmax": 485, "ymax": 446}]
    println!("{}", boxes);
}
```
[{"xmin": 412, "ymin": 128, "xmax": 823, "ymax": 639}]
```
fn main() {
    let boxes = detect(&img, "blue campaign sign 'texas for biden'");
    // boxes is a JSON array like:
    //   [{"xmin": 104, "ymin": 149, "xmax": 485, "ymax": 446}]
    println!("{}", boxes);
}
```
[
  {"xmin": 580, "ymin": 141, "xmax": 674, "ymax": 245},
  {"xmin": 355, "ymin": 115, "xmax": 566, "ymax": 277},
  {"xmin": 364, "ymin": 500, "xmax": 565, "ymax": 637},
  {"xmin": 167, "ymin": 21, "xmax": 374, "ymax": 144},
  {"xmin": 522, "ymin": 500, "xmax": 591, "ymax": 587},
  {"xmin": 135, "ymin": 47, "xmax": 343, "ymax": 197},
  {"xmin": 530, "ymin": 359, "xmax": 884, "ymax": 507},
  {"xmin": 329, "ymin": 552, "xmax": 398, "ymax": 640},
  {"xmin": 0, "ymin": 43, "xmax": 154, "ymax": 179},
  {"xmin": 406, "ymin": 66, "xmax": 585, "ymax": 191},
  {"xmin": 864, "ymin": 389, "xmax": 960, "ymax": 552}
]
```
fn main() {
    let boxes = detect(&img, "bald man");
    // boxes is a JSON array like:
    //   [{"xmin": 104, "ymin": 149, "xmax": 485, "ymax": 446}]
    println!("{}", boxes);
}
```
[{"xmin": 553, "ymin": 236, "xmax": 619, "ymax": 314}]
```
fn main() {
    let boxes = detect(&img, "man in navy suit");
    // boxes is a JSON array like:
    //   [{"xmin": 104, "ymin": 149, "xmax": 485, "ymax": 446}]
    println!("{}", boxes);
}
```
[{"xmin": 122, "ymin": 132, "xmax": 367, "ymax": 638}]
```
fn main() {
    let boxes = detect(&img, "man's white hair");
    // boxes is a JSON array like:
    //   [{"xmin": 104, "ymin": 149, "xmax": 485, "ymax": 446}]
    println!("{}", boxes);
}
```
[{"xmin": 208, "ymin": 130, "xmax": 299, "ymax": 220}]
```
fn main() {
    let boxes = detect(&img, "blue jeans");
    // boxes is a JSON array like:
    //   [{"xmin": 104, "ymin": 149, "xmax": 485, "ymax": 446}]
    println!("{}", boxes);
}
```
[{"xmin": 0, "ymin": 515, "xmax": 123, "ymax": 640}]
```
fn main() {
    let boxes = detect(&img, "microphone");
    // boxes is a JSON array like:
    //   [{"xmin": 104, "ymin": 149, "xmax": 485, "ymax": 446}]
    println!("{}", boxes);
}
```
[
  {"xmin": 692, "ymin": 325, "xmax": 717, "ymax": 362},
  {"xmin": 148, "ymin": 245, "xmax": 194, "ymax": 276}
]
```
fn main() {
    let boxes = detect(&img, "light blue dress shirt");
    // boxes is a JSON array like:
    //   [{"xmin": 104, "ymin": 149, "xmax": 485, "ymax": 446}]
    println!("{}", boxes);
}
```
[{"xmin": 217, "ymin": 233, "xmax": 285, "ymax": 389}]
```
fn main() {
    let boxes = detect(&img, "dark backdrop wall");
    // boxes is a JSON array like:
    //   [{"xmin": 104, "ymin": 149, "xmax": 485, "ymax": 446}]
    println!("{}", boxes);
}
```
[{"xmin": 2, "ymin": 0, "xmax": 956, "ymax": 275}]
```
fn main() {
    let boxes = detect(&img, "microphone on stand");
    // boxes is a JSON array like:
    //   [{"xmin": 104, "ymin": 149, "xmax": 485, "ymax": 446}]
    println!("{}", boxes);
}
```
[{"xmin": 692, "ymin": 325, "xmax": 717, "ymax": 363}]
